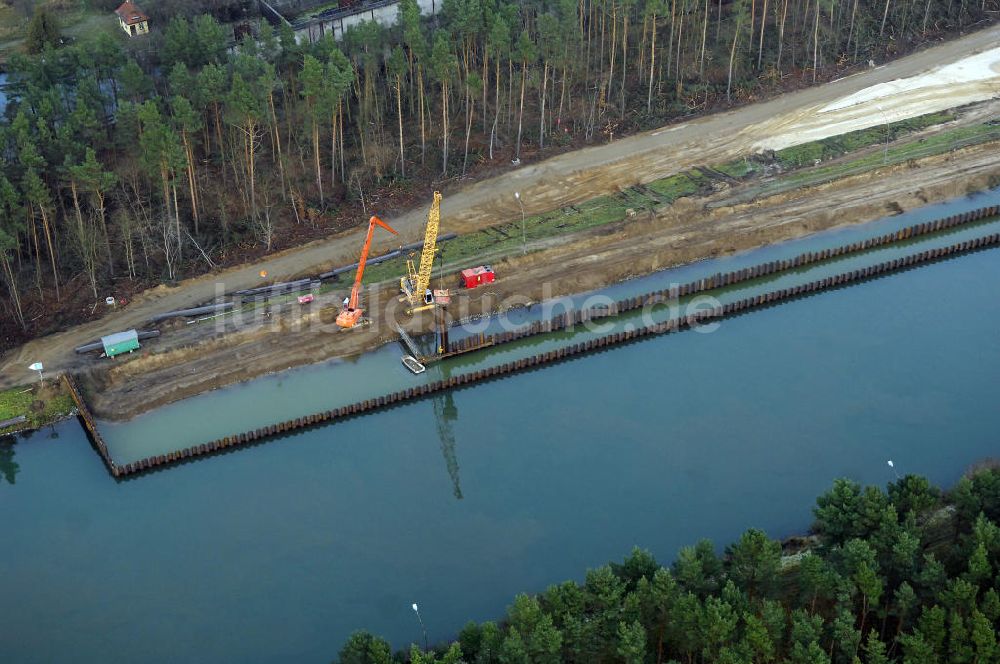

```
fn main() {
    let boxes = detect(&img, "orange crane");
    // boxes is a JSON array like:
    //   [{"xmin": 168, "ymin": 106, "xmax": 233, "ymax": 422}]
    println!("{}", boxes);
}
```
[{"xmin": 336, "ymin": 215, "xmax": 398, "ymax": 329}]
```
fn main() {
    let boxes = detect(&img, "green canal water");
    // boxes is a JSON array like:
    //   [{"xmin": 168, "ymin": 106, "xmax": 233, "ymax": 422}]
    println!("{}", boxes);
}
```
[{"xmin": 2, "ymin": 192, "xmax": 1000, "ymax": 662}]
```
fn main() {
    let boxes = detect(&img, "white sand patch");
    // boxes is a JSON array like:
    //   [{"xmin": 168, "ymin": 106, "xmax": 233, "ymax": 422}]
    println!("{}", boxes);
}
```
[
  {"xmin": 821, "ymin": 47, "xmax": 1000, "ymax": 113},
  {"xmin": 753, "ymin": 47, "xmax": 1000, "ymax": 152}
]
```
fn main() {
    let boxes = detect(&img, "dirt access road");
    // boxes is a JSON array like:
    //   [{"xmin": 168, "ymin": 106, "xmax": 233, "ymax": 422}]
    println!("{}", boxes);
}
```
[{"xmin": 4, "ymin": 24, "xmax": 1000, "ymax": 386}]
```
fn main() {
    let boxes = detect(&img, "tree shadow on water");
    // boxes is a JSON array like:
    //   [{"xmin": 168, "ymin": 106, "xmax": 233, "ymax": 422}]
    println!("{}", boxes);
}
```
[{"xmin": 0, "ymin": 437, "xmax": 19, "ymax": 485}]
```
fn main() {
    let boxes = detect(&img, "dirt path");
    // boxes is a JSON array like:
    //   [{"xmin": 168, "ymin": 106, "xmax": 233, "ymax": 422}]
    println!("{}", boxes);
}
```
[{"xmin": 4, "ymin": 23, "xmax": 1000, "ymax": 387}]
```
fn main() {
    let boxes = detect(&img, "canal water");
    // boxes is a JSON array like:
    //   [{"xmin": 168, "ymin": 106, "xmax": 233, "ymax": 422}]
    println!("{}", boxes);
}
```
[
  {"xmin": 2, "ymin": 197, "xmax": 1000, "ymax": 662},
  {"xmin": 99, "ymin": 187, "xmax": 1000, "ymax": 464}
]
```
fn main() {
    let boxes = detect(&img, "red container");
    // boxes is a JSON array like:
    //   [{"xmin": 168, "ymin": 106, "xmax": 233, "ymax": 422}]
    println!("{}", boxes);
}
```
[{"xmin": 461, "ymin": 266, "xmax": 495, "ymax": 289}]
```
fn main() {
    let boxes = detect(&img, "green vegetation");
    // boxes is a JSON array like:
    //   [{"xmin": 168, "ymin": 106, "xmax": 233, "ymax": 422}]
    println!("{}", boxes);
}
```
[
  {"xmin": 714, "ymin": 159, "xmax": 757, "ymax": 180},
  {"xmin": 60, "ymin": 8, "xmax": 117, "ymax": 42},
  {"xmin": 337, "ymin": 468, "xmax": 1000, "ymax": 663},
  {"xmin": 773, "ymin": 112, "xmax": 958, "ymax": 170},
  {"xmin": 0, "ymin": 1, "xmax": 116, "ymax": 57},
  {"xmin": 0, "ymin": 0, "xmax": 994, "ymax": 347},
  {"xmin": 754, "ymin": 120, "xmax": 1000, "ymax": 199},
  {"xmin": 24, "ymin": 5, "xmax": 59, "ymax": 54},
  {"xmin": 645, "ymin": 170, "xmax": 711, "ymax": 202},
  {"xmin": 709, "ymin": 111, "xmax": 961, "ymax": 182},
  {"xmin": 0, "ymin": 380, "xmax": 74, "ymax": 434}
]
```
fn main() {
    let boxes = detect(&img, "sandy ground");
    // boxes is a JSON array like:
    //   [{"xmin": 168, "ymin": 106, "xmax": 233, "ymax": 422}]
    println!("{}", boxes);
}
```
[
  {"xmin": 761, "ymin": 45, "xmax": 1000, "ymax": 150},
  {"xmin": 82, "ymin": 138, "xmax": 1000, "ymax": 420},
  {"xmin": 5, "ymin": 23, "xmax": 1000, "ymax": 390}
]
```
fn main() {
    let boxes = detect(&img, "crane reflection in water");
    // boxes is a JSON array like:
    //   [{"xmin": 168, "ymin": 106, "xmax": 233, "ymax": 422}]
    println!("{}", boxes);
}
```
[{"xmin": 433, "ymin": 391, "xmax": 462, "ymax": 500}]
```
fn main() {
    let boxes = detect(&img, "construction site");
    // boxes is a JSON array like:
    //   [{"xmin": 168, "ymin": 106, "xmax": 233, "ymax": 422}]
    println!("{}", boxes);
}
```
[
  {"xmin": 5, "ymin": 27, "xmax": 1000, "ymax": 430},
  {"xmin": 72, "ymin": 111, "xmax": 1000, "ymax": 424},
  {"xmin": 84, "ymin": 204, "xmax": 1000, "ymax": 476}
]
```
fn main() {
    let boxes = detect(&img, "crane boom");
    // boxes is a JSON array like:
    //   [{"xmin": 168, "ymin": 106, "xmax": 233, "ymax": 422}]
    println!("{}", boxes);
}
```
[
  {"xmin": 415, "ymin": 192, "xmax": 442, "ymax": 296},
  {"xmin": 400, "ymin": 192, "xmax": 444, "ymax": 310},
  {"xmin": 349, "ymin": 215, "xmax": 397, "ymax": 310},
  {"xmin": 337, "ymin": 215, "xmax": 398, "ymax": 328}
]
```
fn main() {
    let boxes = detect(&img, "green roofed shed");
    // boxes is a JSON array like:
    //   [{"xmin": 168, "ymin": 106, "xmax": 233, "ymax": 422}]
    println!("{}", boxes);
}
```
[{"xmin": 102, "ymin": 329, "xmax": 140, "ymax": 358}]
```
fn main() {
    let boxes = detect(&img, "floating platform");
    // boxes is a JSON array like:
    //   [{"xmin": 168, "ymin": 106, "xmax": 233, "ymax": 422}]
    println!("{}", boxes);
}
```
[{"xmin": 401, "ymin": 356, "xmax": 426, "ymax": 374}]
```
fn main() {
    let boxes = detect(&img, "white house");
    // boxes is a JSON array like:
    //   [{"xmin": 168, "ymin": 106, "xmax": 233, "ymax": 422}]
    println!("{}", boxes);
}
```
[{"xmin": 115, "ymin": 1, "xmax": 150, "ymax": 37}]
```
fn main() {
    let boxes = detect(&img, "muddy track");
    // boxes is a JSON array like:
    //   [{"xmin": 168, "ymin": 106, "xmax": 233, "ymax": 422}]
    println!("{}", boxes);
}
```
[
  {"xmin": 3, "ymin": 23, "xmax": 1000, "ymax": 387},
  {"xmin": 82, "ymin": 141, "xmax": 1000, "ymax": 420}
]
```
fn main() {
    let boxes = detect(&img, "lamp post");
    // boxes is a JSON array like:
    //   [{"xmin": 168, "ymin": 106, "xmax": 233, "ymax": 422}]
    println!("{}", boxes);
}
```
[
  {"xmin": 514, "ymin": 191, "xmax": 526, "ymax": 255},
  {"xmin": 888, "ymin": 459, "xmax": 900, "ymax": 480},
  {"xmin": 28, "ymin": 362, "xmax": 43, "ymax": 384},
  {"xmin": 412, "ymin": 602, "xmax": 428, "ymax": 651},
  {"xmin": 874, "ymin": 103, "xmax": 890, "ymax": 164}
]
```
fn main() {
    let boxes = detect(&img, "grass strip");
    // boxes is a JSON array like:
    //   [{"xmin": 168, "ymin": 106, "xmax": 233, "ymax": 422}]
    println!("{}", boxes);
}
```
[{"xmin": 0, "ymin": 382, "xmax": 75, "ymax": 435}]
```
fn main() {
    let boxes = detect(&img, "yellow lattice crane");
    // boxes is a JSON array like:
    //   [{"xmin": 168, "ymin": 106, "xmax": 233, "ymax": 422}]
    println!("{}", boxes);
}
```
[{"xmin": 400, "ymin": 191, "xmax": 444, "ymax": 313}]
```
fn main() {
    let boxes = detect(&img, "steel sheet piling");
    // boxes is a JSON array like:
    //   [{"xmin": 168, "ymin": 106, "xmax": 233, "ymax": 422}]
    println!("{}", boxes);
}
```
[{"xmin": 94, "ymin": 212, "xmax": 1000, "ymax": 476}]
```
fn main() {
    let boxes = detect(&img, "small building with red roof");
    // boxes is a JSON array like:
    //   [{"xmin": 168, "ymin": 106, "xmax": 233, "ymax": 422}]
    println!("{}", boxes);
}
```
[{"xmin": 115, "ymin": 2, "xmax": 149, "ymax": 37}]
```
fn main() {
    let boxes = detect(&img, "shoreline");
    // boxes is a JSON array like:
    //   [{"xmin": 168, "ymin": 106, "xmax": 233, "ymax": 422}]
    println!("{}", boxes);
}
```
[
  {"xmin": 385, "ymin": 463, "xmax": 996, "ymax": 658},
  {"xmin": 0, "ymin": 411, "xmax": 77, "ymax": 438},
  {"xmin": 82, "ymin": 138, "xmax": 1000, "ymax": 423},
  {"xmin": 0, "ymin": 379, "xmax": 77, "ymax": 437}
]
